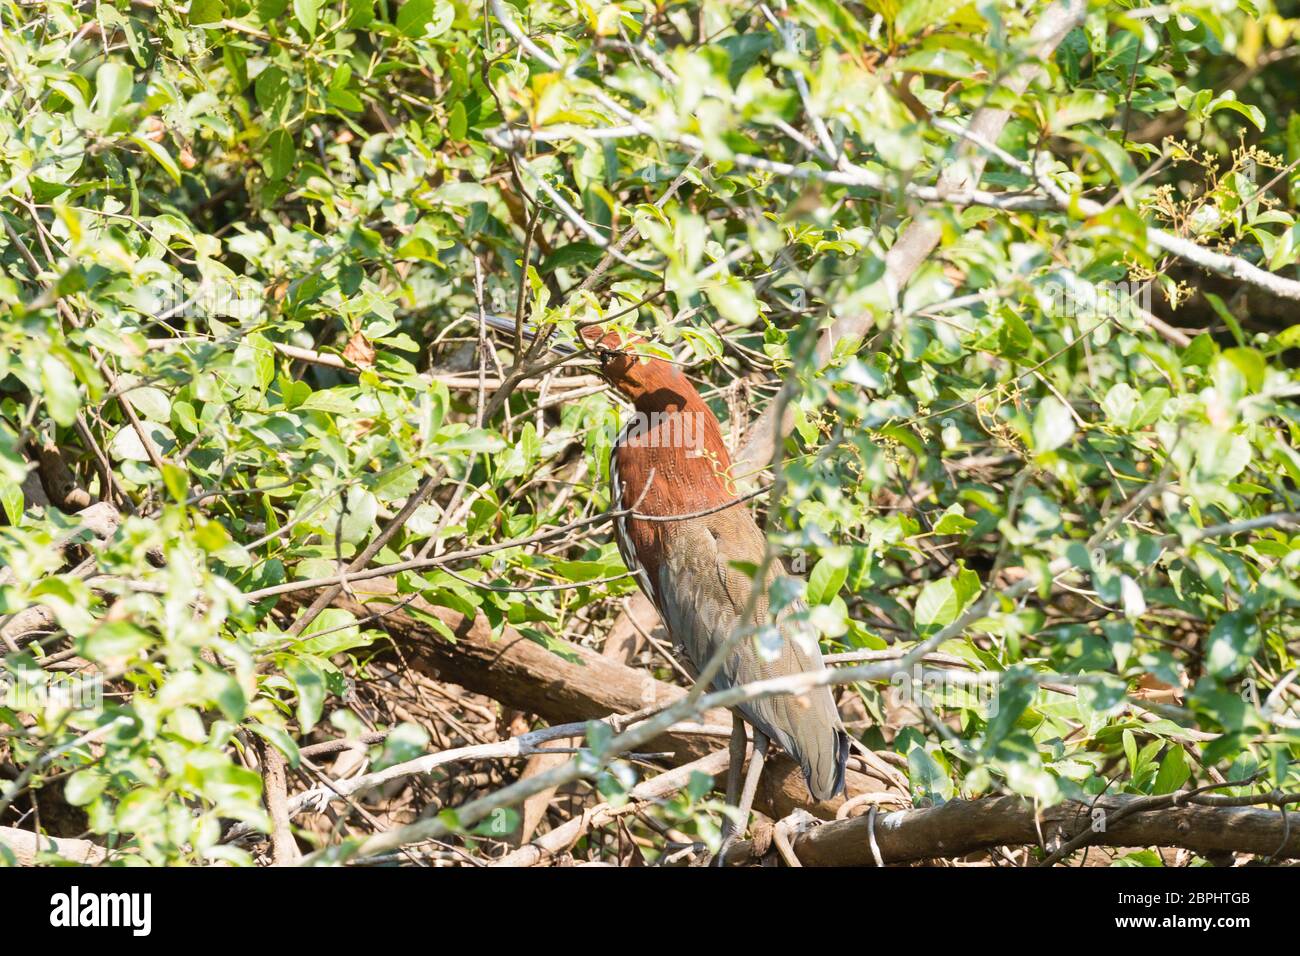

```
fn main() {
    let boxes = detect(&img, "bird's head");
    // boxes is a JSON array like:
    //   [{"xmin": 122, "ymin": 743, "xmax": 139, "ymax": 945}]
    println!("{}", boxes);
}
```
[
  {"xmin": 579, "ymin": 324, "xmax": 688, "ymax": 407},
  {"xmin": 480, "ymin": 314, "xmax": 697, "ymax": 410}
]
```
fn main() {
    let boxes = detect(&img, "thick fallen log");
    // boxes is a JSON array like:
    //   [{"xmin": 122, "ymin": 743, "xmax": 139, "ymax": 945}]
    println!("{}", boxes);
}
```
[
  {"xmin": 719, "ymin": 793, "xmax": 1300, "ymax": 866},
  {"xmin": 283, "ymin": 579, "xmax": 902, "ymax": 821}
]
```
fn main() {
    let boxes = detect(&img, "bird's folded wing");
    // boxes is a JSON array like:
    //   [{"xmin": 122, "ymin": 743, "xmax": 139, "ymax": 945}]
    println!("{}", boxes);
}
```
[{"xmin": 653, "ymin": 515, "xmax": 842, "ymax": 776}]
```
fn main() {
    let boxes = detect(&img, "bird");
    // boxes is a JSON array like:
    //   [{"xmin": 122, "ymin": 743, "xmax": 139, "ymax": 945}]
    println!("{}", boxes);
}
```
[{"xmin": 485, "ymin": 314, "xmax": 848, "ymax": 839}]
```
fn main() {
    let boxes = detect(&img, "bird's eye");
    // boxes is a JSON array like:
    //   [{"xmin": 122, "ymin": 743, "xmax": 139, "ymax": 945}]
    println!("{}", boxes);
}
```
[{"xmin": 598, "ymin": 348, "xmax": 617, "ymax": 365}]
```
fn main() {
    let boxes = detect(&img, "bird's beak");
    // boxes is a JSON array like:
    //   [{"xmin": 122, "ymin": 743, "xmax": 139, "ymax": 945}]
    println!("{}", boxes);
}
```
[{"xmin": 480, "ymin": 314, "xmax": 579, "ymax": 357}]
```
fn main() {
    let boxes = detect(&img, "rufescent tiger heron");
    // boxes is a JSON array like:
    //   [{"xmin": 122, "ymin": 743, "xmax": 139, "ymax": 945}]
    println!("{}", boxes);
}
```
[{"xmin": 484, "ymin": 314, "xmax": 848, "ymax": 855}]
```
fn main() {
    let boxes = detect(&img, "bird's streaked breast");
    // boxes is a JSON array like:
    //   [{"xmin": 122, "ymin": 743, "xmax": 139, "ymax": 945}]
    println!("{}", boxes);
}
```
[{"xmin": 610, "ymin": 419, "xmax": 657, "ymax": 602}]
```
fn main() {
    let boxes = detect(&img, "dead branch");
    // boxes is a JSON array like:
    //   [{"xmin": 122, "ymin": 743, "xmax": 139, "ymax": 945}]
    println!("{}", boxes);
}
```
[{"xmin": 493, "ymin": 748, "xmax": 732, "ymax": 866}]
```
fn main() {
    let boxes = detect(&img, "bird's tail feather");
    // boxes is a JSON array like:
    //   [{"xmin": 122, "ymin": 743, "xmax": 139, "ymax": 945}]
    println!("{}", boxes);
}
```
[
  {"xmin": 740, "ymin": 708, "xmax": 848, "ymax": 803},
  {"xmin": 801, "ymin": 728, "xmax": 849, "ymax": 802}
]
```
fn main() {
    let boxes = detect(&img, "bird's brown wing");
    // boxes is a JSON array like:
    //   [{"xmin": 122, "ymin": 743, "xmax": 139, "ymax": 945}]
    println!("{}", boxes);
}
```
[{"xmin": 650, "ymin": 508, "xmax": 847, "ymax": 800}]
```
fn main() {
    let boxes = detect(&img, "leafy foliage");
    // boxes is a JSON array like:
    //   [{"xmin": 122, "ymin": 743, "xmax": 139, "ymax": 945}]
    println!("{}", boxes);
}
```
[{"xmin": 1, "ymin": 0, "xmax": 1299, "ymax": 865}]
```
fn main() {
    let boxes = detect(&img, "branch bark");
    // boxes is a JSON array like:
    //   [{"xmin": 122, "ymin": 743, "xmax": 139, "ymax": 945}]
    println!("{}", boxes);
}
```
[
  {"xmin": 0, "ymin": 825, "xmax": 106, "ymax": 866},
  {"xmin": 719, "ymin": 793, "xmax": 1300, "ymax": 866}
]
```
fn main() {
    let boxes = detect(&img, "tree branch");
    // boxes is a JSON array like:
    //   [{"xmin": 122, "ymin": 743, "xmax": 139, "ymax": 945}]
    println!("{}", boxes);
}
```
[{"xmin": 719, "ymin": 792, "xmax": 1300, "ymax": 865}]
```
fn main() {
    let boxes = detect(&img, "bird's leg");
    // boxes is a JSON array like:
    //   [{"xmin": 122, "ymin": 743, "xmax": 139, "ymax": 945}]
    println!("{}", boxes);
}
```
[
  {"xmin": 724, "ymin": 710, "xmax": 746, "ymax": 808},
  {"xmin": 734, "ymin": 726, "xmax": 769, "ymax": 835},
  {"xmin": 716, "ymin": 712, "xmax": 747, "ymax": 852},
  {"xmin": 714, "ymin": 725, "xmax": 769, "ymax": 866}
]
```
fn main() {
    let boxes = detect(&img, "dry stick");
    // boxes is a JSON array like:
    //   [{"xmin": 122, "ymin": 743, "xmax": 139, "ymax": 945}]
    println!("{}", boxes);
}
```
[
  {"xmin": 492, "ymin": 748, "xmax": 732, "ymax": 867},
  {"xmin": 298, "ymin": 732, "xmax": 390, "ymax": 759},
  {"xmin": 730, "ymin": 0, "xmax": 1088, "ymax": 478},
  {"xmin": 509, "ymin": 609, "xmax": 647, "ymax": 846},
  {"xmin": 259, "ymin": 740, "xmax": 301, "ymax": 865},
  {"xmin": 258, "ymin": 715, "xmax": 730, "ymax": 829},
  {"xmin": 72, "ymin": 411, "xmax": 134, "ymax": 511},
  {"xmin": 942, "ymin": 112, "xmax": 1300, "ymax": 304},
  {"xmin": 474, "ymin": 256, "xmax": 491, "ymax": 428},
  {"xmin": 281, "ymin": 472, "xmax": 442, "ymax": 637},
  {"xmin": 145, "ymin": 337, "xmax": 602, "ymax": 391},
  {"xmin": 513, "ymin": 202, "xmax": 541, "ymax": 360}
]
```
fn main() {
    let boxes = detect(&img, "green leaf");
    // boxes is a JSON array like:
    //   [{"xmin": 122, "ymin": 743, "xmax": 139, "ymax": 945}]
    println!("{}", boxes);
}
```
[
  {"xmin": 294, "ymin": 0, "xmax": 319, "ymax": 34},
  {"xmin": 447, "ymin": 100, "xmax": 468, "ymax": 141},
  {"xmin": 83, "ymin": 620, "xmax": 152, "ymax": 661},
  {"xmin": 932, "ymin": 504, "xmax": 976, "ymax": 536},
  {"xmin": 130, "ymin": 135, "xmax": 181, "ymax": 184},
  {"xmin": 428, "ymin": 1, "xmax": 454, "ymax": 37},
  {"xmin": 540, "ymin": 242, "xmax": 604, "ymax": 274},
  {"xmin": 549, "ymin": 559, "xmax": 615, "ymax": 582},
  {"xmin": 985, "ymin": 679, "xmax": 1033, "ymax": 746},
  {"xmin": 287, "ymin": 659, "xmax": 326, "ymax": 732},
  {"xmin": 1205, "ymin": 610, "xmax": 1261, "ymax": 679},
  {"xmin": 1181, "ymin": 332, "xmax": 1216, "ymax": 368},
  {"xmin": 907, "ymin": 746, "xmax": 953, "ymax": 805},
  {"xmin": 436, "ymin": 430, "xmax": 505, "ymax": 454},
  {"xmin": 339, "ymin": 487, "xmax": 379, "ymax": 544},
  {"xmin": 1152, "ymin": 745, "xmax": 1190, "ymax": 795},
  {"xmin": 298, "ymin": 390, "xmax": 357, "ymax": 415},
  {"xmin": 998, "ymin": 311, "xmax": 1033, "ymax": 356},
  {"xmin": 807, "ymin": 557, "xmax": 848, "ymax": 605},
  {"xmin": 0, "ymin": 479, "xmax": 21, "ymax": 524},
  {"xmin": 913, "ymin": 570, "xmax": 978, "ymax": 635},
  {"xmin": 396, "ymin": 0, "xmax": 432, "ymax": 36},
  {"xmin": 189, "ymin": 0, "xmax": 226, "ymax": 24},
  {"xmin": 1050, "ymin": 91, "xmax": 1111, "ymax": 129},
  {"xmin": 1205, "ymin": 91, "xmax": 1266, "ymax": 131},
  {"xmin": 108, "ymin": 421, "xmax": 176, "ymax": 463},
  {"xmin": 65, "ymin": 769, "xmax": 109, "ymax": 806},
  {"xmin": 94, "ymin": 62, "xmax": 133, "ymax": 120},
  {"xmin": 1101, "ymin": 382, "xmax": 1138, "ymax": 429},
  {"xmin": 263, "ymin": 129, "xmax": 296, "ymax": 182},
  {"xmin": 372, "ymin": 722, "xmax": 430, "ymax": 771},
  {"xmin": 297, "ymin": 608, "xmax": 364, "ymax": 655},
  {"xmin": 1065, "ymin": 130, "xmax": 1138, "ymax": 187},
  {"xmin": 40, "ymin": 355, "xmax": 80, "ymax": 427},
  {"xmin": 1204, "ymin": 293, "xmax": 1244, "ymax": 346},
  {"xmin": 705, "ymin": 278, "xmax": 761, "ymax": 325},
  {"xmin": 248, "ymin": 723, "xmax": 301, "ymax": 768},
  {"xmin": 1031, "ymin": 396, "xmax": 1074, "ymax": 453}
]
